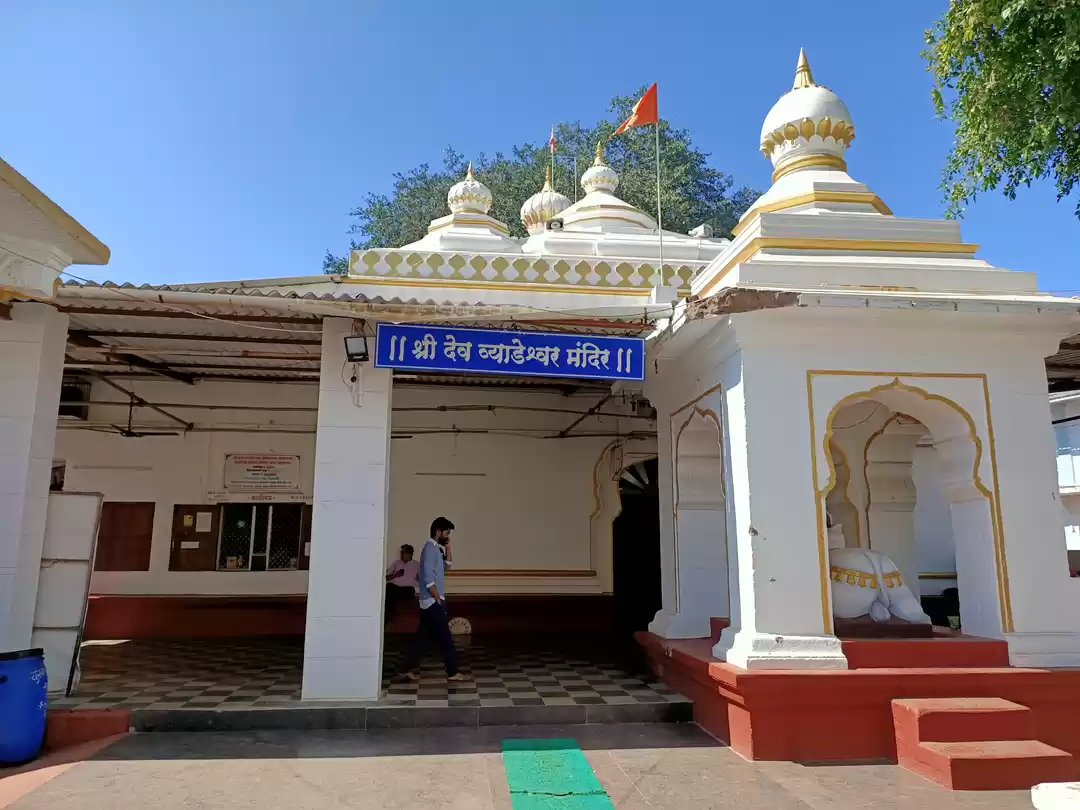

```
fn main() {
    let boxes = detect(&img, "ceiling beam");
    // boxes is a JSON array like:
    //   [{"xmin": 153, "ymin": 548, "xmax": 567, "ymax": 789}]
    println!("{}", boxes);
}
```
[
  {"xmin": 68, "ymin": 329, "xmax": 321, "ymax": 346},
  {"xmin": 66, "ymin": 360, "xmax": 319, "ymax": 373},
  {"xmin": 555, "ymin": 393, "xmax": 613, "ymax": 438},
  {"xmin": 89, "ymin": 374, "xmax": 194, "ymax": 430},
  {"xmin": 59, "ymin": 306, "xmax": 323, "ymax": 326},
  {"xmin": 67, "ymin": 333, "xmax": 197, "ymax": 384},
  {"xmin": 78, "ymin": 371, "xmax": 321, "ymax": 384}
]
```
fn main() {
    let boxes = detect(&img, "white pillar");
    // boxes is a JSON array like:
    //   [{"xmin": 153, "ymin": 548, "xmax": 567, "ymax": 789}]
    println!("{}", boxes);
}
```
[
  {"xmin": 865, "ymin": 420, "xmax": 925, "ymax": 598},
  {"xmin": 302, "ymin": 318, "xmax": 392, "ymax": 700},
  {"xmin": 713, "ymin": 350, "xmax": 848, "ymax": 669},
  {"xmin": 987, "ymin": 371, "xmax": 1080, "ymax": 667},
  {"xmin": 0, "ymin": 303, "xmax": 68, "ymax": 652},
  {"xmin": 650, "ymin": 406, "xmax": 728, "ymax": 639}
]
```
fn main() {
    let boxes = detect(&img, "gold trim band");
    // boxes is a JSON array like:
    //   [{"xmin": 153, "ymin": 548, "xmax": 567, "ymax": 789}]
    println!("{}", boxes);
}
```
[
  {"xmin": 696, "ymin": 237, "xmax": 980, "ymax": 298},
  {"xmin": 731, "ymin": 192, "xmax": 894, "ymax": 237},
  {"xmin": 428, "ymin": 216, "xmax": 510, "ymax": 236},
  {"xmin": 772, "ymin": 154, "xmax": 848, "ymax": 183}
]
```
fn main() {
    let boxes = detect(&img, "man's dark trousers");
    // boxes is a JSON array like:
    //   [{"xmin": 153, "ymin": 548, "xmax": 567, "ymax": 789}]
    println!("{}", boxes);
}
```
[{"xmin": 400, "ymin": 601, "xmax": 458, "ymax": 676}]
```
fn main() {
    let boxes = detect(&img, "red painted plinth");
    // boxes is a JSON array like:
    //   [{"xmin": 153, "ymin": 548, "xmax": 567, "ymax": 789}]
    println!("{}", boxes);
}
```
[
  {"xmin": 45, "ymin": 710, "xmax": 130, "ymax": 751},
  {"xmin": 636, "ymin": 630, "xmax": 1080, "ymax": 772},
  {"xmin": 840, "ymin": 627, "xmax": 1010, "ymax": 669}
]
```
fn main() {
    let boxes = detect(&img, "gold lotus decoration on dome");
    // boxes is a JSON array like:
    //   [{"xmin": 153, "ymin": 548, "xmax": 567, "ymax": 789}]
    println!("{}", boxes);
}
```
[{"xmin": 759, "ymin": 117, "xmax": 855, "ymax": 157}]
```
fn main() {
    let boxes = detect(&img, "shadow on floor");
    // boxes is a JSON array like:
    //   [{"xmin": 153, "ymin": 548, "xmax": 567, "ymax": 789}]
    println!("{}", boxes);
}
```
[{"xmin": 88, "ymin": 723, "xmax": 722, "ymax": 761}]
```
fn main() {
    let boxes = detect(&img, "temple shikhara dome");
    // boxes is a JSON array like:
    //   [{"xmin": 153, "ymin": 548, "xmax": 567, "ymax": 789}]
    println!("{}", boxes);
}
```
[
  {"xmin": 446, "ymin": 163, "xmax": 493, "ymax": 214},
  {"xmin": 731, "ymin": 48, "xmax": 889, "ymax": 235},
  {"xmin": 519, "ymin": 165, "xmax": 570, "ymax": 235},
  {"xmin": 399, "ymin": 163, "xmax": 522, "ymax": 253},
  {"xmin": 759, "ymin": 48, "xmax": 855, "ymax": 180},
  {"xmin": 580, "ymin": 140, "xmax": 620, "ymax": 195}
]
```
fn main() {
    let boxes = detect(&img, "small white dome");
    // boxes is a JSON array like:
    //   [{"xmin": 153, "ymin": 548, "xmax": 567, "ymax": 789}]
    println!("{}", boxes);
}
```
[
  {"xmin": 447, "ymin": 164, "xmax": 493, "ymax": 214},
  {"xmin": 758, "ymin": 50, "xmax": 856, "ymax": 176},
  {"xmin": 760, "ymin": 85, "xmax": 853, "ymax": 147},
  {"xmin": 581, "ymin": 140, "xmax": 619, "ymax": 195},
  {"xmin": 520, "ymin": 165, "xmax": 571, "ymax": 235}
]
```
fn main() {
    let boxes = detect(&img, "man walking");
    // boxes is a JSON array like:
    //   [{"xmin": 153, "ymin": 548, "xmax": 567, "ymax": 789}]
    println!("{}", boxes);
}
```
[{"xmin": 399, "ymin": 517, "xmax": 470, "ymax": 682}]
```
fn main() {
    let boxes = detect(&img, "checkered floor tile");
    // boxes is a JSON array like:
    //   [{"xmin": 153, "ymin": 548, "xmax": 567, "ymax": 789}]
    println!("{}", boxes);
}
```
[{"xmin": 50, "ymin": 636, "xmax": 687, "ymax": 711}]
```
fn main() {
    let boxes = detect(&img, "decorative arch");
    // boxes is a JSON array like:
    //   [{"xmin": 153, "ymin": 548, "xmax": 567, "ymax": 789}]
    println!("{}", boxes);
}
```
[
  {"xmin": 590, "ymin": 438, "xmax": 658, "ymax": 594},
  {"xmin": 671, "ymin": 406, "xmax": 728, "ymax": 616},
  {"xmin": 809, "ymin": 374, "xmax": 1012, "ymax": 635},
  {"xmin": 673, "ymin": 407, "xmax": 726, "ymax": 512},
  {"xmin": 825, "ymin": 440, "xmax": 861, "ymax": 548}
]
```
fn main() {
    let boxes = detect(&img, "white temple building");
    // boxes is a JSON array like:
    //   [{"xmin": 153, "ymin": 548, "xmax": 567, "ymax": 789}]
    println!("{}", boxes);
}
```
[{"xmin": 5, "ymin": 49, "xmax": 1080, "ymax": 782}]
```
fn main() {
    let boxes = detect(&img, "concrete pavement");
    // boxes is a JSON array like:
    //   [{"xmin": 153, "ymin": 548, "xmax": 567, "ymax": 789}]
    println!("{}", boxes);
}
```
[{"xmin": 5, "ymin": 724, "xmax": 1036, "ymax": 809}]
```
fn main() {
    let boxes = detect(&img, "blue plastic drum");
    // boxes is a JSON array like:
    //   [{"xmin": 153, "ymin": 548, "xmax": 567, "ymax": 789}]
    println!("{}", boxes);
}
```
[{"xmin": 0, "ymin": 648, "xmax": 48, "ymax": 765}]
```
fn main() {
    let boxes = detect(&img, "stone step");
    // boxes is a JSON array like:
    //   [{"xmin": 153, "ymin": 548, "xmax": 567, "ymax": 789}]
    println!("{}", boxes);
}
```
[
  {"xmin": 129, "ymin": 699, "xmax": 693, "ymax": 733},
  {"xmin": 893, "ymin": 697, "xmax": 1035, "ymax": 743},
  {"xmin": 900, "ymin": 740, "xmax": 1075, "ymax": 791}
]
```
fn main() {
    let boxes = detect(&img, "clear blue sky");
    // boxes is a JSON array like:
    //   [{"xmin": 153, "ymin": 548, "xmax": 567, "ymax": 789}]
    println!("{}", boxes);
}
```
[{"xmin": 3, "ymin": 1, "xmax": 1077, "ymax": 292}]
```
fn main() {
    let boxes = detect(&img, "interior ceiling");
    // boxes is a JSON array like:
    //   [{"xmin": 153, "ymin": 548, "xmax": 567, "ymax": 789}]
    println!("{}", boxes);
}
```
[
  {"xmin": 59, "ymin": 304, "xmax": 620, "ymax": 392},
  {"xmin": 1048, "ymin": 336, "xmax": 1080, "ymax": 393},
  {"xmin": 56, "ymin": 302, "xmax": 1080, "ymax": 393}
]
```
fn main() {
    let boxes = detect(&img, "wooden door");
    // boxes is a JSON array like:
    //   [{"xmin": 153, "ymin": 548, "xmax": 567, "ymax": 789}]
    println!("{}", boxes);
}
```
[
  {"xmin": 169, "ymin": 505, "xmax": 221, "ymax": 571},
  {"xmin": 94, "ymin": 502, "xmax": 156, "ymax": 571}
]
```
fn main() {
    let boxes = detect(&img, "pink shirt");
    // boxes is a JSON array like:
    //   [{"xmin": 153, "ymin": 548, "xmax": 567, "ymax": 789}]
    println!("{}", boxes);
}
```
[{"xmin": 386, "ymin": 558, "xmax": 419, "ymax": 591}]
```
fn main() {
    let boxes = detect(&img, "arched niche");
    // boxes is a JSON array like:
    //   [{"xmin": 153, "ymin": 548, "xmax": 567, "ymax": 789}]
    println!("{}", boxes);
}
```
[
  {"xmin": 818, "ymin": 378, "xmax": 1007, "ymax": 638},
  {"xmin": 672, "ymin": 407, "xmax": 729, "ymax": 620}
]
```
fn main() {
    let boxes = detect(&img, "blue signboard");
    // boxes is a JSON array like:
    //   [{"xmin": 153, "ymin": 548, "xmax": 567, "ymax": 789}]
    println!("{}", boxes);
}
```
[{"xmin": 374, "ymin": 323, "xmax": 645, "ymax": 381}]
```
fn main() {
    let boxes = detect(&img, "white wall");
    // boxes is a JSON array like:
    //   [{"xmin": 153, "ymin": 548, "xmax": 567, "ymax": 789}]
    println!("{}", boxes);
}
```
[
  {"xmin": 57, "ymin": 378, "xmax": 317, "ymax": 596},
  {"xmin": 55, "ymin": 377, "xmax": 641, "ymax": 597},
  {"xmin": 912, "ymin": 445, "xmax": 958, "ymax": 596}
]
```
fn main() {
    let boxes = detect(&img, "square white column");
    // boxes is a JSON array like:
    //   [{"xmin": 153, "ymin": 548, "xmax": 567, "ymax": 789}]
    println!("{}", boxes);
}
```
[
  {"xmin": 713, "ymin": 349, "xmax": 847, "ymax": 670},
  {"xmin": 649, "ymin": 384, "xmax": 730, "ymax": 640},
  {"xmin": 0, "ymin": 303, "xmax": 69, "ymax": 652},
  {"xmin": 302, "ymin": 318, "xmax": 392, "ymax": 700},
  {"xmin": 988, "ymin": 370, "xmax": 1080, "ymax": 667}
]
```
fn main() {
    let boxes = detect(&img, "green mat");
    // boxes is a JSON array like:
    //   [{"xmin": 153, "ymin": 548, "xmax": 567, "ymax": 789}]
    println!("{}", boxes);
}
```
[{"xmin": 501, "ymin": 738, "xmax": 615, "ymax": 810}]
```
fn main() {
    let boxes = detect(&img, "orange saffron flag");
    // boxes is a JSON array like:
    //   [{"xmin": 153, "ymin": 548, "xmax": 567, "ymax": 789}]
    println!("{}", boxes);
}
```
[{"xmin": 611, "ymin": 83, "xmax": 658, "ymax": 137}]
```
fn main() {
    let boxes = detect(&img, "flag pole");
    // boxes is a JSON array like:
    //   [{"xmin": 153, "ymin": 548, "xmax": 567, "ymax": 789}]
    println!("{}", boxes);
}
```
[
  {"xmin": 550, "ymin": 126, "xmax": 557, "ymax": 191},
  {"xmin": 654, "ymin": 117, "xmax": 664, "ymax": 287},
  {"xmin": 573, "ymin": 152, "xmax": 578, "ymax": 202}
]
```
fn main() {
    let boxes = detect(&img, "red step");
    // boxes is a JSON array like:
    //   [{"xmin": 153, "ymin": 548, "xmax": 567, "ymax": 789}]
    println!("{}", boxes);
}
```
[
  {"xmin": 893, "ymin": 697, "xmax": 1035, "ymax": 743},
  {"xmin": 901, "ymin": 740, "xmax": 1075, "ymax": 791},
  {"xmin": 892, "ymin": 698, "xmax": 1077, "ymax": 790}
]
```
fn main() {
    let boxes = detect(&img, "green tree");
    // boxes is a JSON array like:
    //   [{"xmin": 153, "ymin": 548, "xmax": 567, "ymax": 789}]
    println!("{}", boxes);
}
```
[
  {"xmin": 323, "ymin": 89, "xmax": 760, "ymax": 273},
  {"xmin": 925, "ymin": 0, "xmax": 1080, "ymax": 218}
]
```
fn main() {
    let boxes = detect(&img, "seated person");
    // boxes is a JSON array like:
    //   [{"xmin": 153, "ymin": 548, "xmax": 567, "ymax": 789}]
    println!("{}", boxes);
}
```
[{"xmin": 384, "ymin": 544, "xmax": 419, "ymax": 623}]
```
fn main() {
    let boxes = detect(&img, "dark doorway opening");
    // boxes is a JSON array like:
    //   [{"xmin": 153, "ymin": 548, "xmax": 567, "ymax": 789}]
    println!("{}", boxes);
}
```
[{"xmin": 612, "ymin": 458, "xmax": 662, "ymax": 645}]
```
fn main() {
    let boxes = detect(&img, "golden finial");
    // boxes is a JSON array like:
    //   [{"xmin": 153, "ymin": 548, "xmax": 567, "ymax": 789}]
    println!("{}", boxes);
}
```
[
  {"xmin": 543, "ymin": 163, "xmax": 553, "ymax": 190},
  {"xmin": 465, "ymin": 162, "xmax": 475, "ymax": 180},
  {"xmin": 793, "ymin": 48, "xmax": 815, "ymax": 90},
  {"xmin": 593, "ymin": 139, "xmax": 605, "ymax": 166}
]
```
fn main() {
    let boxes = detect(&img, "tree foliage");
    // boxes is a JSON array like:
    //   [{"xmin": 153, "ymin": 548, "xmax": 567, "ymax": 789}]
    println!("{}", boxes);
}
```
[
  {"xmin": 925, "ymin": 0, "xmax": 1080, "ymax": 218},
  {"xmin": 323, "ymin": 90, "xmax": 759, "ymax": 273}
]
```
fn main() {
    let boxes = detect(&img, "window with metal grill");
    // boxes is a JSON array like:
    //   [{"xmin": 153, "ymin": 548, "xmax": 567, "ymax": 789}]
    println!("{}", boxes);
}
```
[{"xmin": 217, "ymin": 503, "xmax": 306, "ymax": 572}]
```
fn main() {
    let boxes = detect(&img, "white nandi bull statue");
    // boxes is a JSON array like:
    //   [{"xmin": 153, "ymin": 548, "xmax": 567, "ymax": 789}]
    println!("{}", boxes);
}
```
[{"xmin": 827, "ymin": 520, "xmax": 930, "ymax": 624}]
